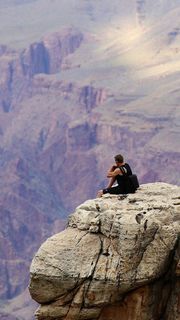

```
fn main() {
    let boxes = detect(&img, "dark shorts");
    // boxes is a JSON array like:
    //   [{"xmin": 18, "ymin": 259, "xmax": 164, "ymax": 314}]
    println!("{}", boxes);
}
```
[{"xmin": 103, "ymin": 185, "xmax": 126, "ymax": 195}]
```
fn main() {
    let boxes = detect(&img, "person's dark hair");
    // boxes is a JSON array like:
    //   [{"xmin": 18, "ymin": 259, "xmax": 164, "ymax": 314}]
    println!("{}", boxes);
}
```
[{"xmin": 114, "ymin": 154, "xmax": 124, "ymax": 163}]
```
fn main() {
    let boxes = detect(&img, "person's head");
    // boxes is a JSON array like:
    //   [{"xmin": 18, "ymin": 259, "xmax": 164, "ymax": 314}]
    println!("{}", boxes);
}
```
[{"xmin": 114, "ymin": 154, "xmax": 124, "ymax": 165}]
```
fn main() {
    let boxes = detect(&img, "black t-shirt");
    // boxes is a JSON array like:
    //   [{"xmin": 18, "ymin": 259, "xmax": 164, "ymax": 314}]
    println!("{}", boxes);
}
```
[
  {"xmin": 116, "ymin": 163, "xmax": 132, "ymax": 184},
  {"xmin": 116, "ymin": 163, "xmax": 133, "ymax": 193}
]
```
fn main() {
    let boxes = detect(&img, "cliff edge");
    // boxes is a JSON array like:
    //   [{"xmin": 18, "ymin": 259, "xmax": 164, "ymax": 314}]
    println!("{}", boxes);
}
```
[{"xmin": 29, "ymin": 183, "xmax": 180, "ymax": 320}]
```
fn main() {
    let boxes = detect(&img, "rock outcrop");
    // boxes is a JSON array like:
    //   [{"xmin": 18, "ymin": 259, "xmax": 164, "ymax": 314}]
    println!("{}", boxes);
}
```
[
  {"xmin": 0, "ymin": 28, "xmax": 83, "ymax": 113},
  {"xmin": 29, "ymin": 183, "xmax": 180, "ymax": 320}
]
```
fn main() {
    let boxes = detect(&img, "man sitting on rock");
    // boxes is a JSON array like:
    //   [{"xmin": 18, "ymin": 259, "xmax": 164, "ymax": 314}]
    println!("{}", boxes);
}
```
[{"xmin": 97, "ymin": 154, "xmax": 136, "ymax": 197}]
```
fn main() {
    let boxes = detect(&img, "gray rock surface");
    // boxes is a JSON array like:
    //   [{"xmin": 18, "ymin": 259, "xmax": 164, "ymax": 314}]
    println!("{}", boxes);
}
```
[{"xmin": 29, "ymin": 182, "xmax": 180, "ymax": 320}]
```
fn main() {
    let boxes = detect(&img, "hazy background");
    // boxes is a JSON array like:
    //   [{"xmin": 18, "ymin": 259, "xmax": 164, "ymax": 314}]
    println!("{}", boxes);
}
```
[{"xmin": 0, "ymin": 0, "xmax": 180, "ymax": 318}]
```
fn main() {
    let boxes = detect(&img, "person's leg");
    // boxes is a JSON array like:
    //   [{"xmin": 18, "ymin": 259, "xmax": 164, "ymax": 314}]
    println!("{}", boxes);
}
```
[
  {"xmin": 97, "ymin": 185, "xmax": 125, "ymax": 197},
  {"xmin": 103, "ymin": 185, "xmax": 123, "ymax": 195},
  {"xmin": 107, "ymin": 176, "xmax": 116, "ymax": 188},
  {"xmin": 97, "ymin": 177, "xmax": 118, "ymax": 197}
]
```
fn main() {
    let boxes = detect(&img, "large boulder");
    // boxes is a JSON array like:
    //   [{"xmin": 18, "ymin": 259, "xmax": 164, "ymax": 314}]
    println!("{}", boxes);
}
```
[{"xmin": 29, "ymin": 183, "xmax": 180, "ymax": 320}]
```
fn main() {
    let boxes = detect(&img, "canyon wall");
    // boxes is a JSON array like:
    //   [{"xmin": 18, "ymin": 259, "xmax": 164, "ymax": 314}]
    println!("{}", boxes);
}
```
[
  {"xmin": 0, "ymin": 29, "xmax": 84, "ymax": 311},
  {"xmin": 0, "ymin": 1, "xmax": 180, "ymax": 318}
]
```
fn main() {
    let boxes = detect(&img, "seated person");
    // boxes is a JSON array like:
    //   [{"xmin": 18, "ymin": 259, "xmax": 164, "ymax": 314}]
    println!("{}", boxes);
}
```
[{"xmin": 97, "ymin": 154, "xmax": 135, "ymax": 197}]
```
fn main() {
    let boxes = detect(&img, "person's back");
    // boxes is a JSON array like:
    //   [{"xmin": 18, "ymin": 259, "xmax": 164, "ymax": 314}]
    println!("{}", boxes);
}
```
[{"xmin": 116, "ymin": 162, "xmax": 133, "ymax": 194}]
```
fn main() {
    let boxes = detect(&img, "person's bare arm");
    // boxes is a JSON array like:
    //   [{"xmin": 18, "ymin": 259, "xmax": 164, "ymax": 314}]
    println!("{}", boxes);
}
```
[
  {"xmin": 108, "ymin": 165, "xmax": 117, "ymax": 172},
  {"xmin": 105, "ymin": 164, "xmax": 118, "ymax": 188},
  {"xmin": 107, "ymin": 164, "xmax": 117, "ymax": 176},
  {"xmin": 107, "ymin": 168, "xmax": 122, "ymax": 178}
]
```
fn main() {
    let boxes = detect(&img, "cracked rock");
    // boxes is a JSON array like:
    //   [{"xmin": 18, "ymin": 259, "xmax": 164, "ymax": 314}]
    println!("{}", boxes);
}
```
[{"xmin": 29, "ymin": 183, "xmax": 180, "ymax": 320}]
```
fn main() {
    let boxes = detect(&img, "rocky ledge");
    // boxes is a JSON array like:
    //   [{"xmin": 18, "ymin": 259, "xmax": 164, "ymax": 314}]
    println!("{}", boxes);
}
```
[{"xmin": 29, "ymin": 183, "xmax": 180, "ymax": 320}]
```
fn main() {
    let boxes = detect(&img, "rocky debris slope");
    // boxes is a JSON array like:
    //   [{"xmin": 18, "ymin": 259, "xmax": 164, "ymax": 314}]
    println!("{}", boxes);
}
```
[{"xmin": 29, "ymin": 182, "xmax": 180, "ymax": 320}]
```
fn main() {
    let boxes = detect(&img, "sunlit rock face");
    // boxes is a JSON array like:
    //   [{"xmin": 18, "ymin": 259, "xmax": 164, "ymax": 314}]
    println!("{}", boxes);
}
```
[
  {"xmin": 29, "ymin": 183, "xmax": 180, "ymax": 320},
  {"xmin": 21, "ymin": 29, "xmax": 83, "ymax": 76}
]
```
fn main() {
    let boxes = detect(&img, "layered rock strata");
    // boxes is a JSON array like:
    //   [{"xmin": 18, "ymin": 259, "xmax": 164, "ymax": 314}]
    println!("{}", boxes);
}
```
[
  {"xmin": 0, "ymin": 28, "xmax": 83, "ymax": 113},
  {"xmin": 29, "ymin": 183, "xmax": 180, "ymax": 320}
]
